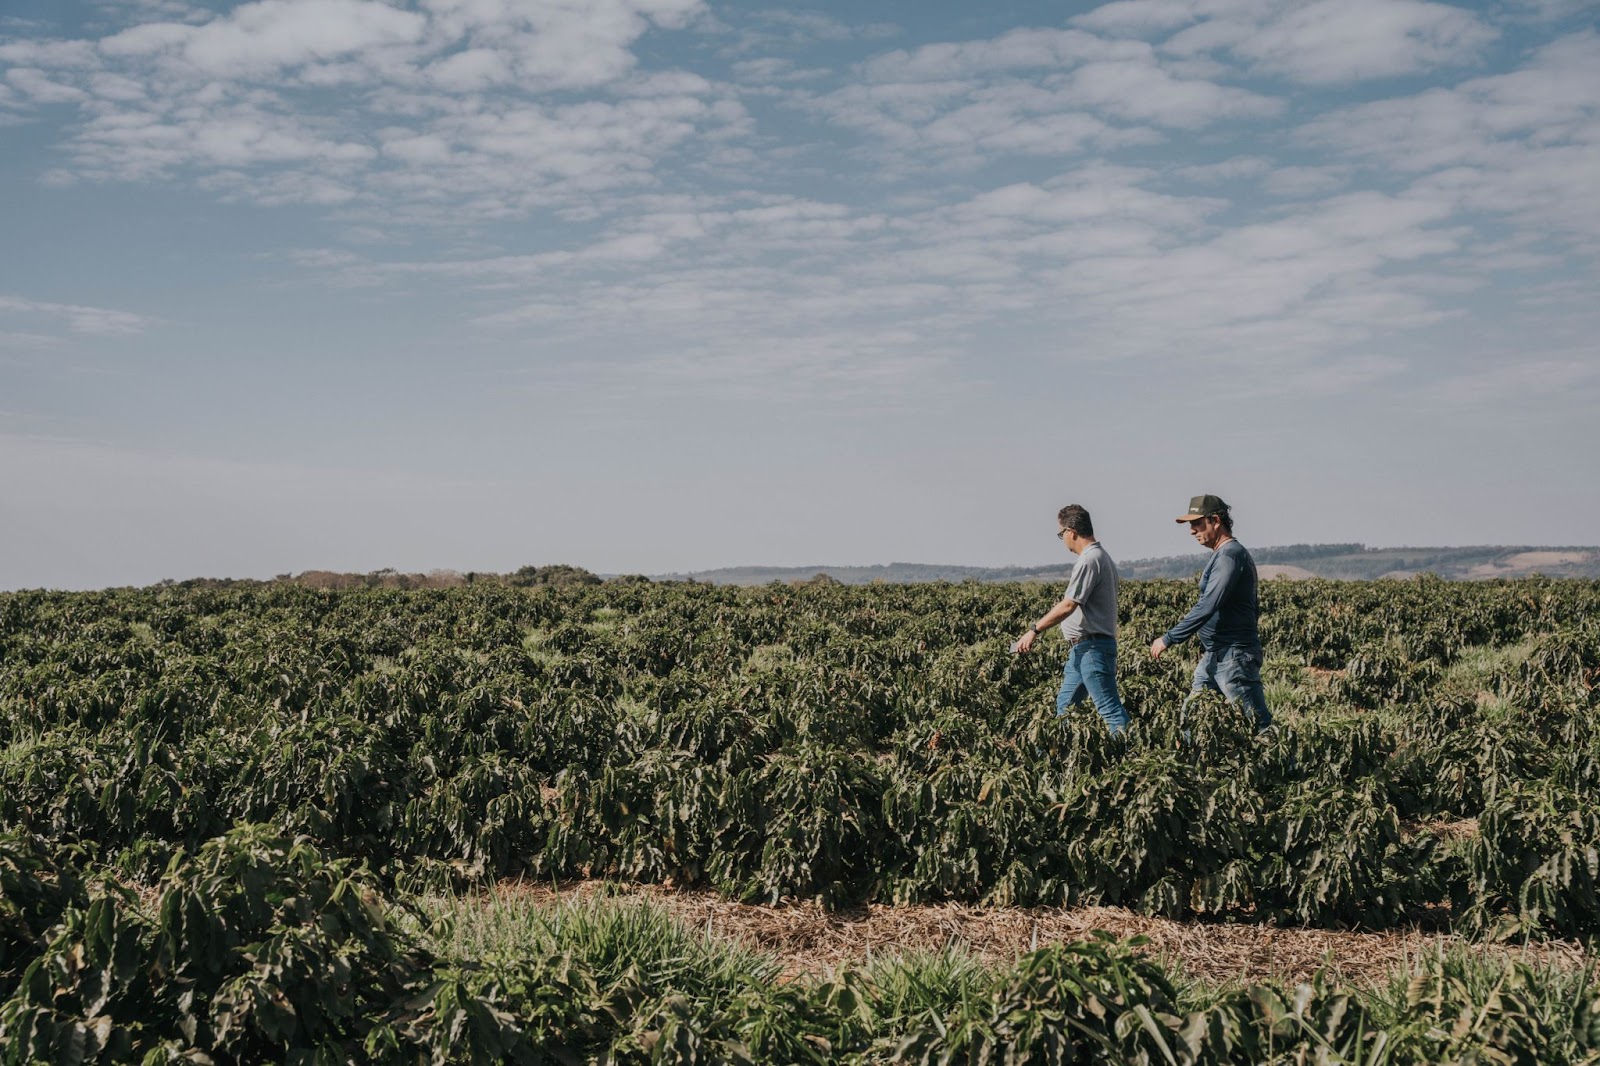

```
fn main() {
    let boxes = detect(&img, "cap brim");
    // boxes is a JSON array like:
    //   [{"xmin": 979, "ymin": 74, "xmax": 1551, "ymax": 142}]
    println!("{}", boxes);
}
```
[{"xmin": 1176, "ymin": 513, "xmax": 1205, "ymax": 522}]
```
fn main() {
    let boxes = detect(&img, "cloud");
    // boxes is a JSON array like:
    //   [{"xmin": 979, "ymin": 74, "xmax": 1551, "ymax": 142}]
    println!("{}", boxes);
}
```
[
  {"xmin": 744, "ymin": 9, "xmax": 898, "ymax": 45},
  {"xmin": 89, "ymin": 0, "xmax": 212, "ymax": 22},
  {"xmin": 7, "ymin": 0, "xmax": 1592, "ymax": 421},
  {"xmin": 808, "ymin": 27, "xmax": 1280, "ymax": 168},
  {"xmin": 1169, "ymin": 155, "xmax": 1271, "ymax": 182},
  {"xmin": 1071, "ymin": 0, "xmax": 1198, "ymax": 37},
  {"xmin": 0, "ymin": 293, "xmax": 155, "ymax": 335},
  {"xmin": 415, "ymin": 0, "xmax": 705, "ymax": 90},
  {"xmin": 1306, "ymin": 32, "xmax": 1599, "ymax": 168},
  {"xmin": 1425, "ymin": 354, "xmax": 1600, "ymax": 407},
  {"xmin": 1304, "ymin": 32, "xmax": 1600, "ymax": 247},
  {"xmin": 859, "ymin": 27, "xmax": 1139, "ymax": 82},
  {"xmin": 1012, "ymin": 186, "xmax": 1465, "ymax": 374},
  {"xmin": 4, "ymin": 0, "xmax": 725, "ymax": 214},
  {"xmin": 424, "ymin": 47, "xmax": 513, "ymax": 92},
  {"xmin": 1499, "ymin": 0, "xmax": 1597, "ymax": 21},
  {"xmin": 1077, "ymin": 0, "xmax": 1496, "ymax": 84},
  {"xmin": 709, "ymin": 7, "xmax": 899, "ymax": 58},
  {"xmin": 98, "ymin": 0, "xmax": 428, "ymax": 79},
  {"xmin": 730, "ymin": 57, "xmax": 831, "ymax": 86},
  {"xmin": 1261, "ymin": 164, "xmax": 1349, "ymax": 197},
  {"xmin": 957, "ymin": 165, "xmax": 1225, "ymax": 230},
  {"xmin": 514, "ymin": 323, "xmax": 958, "ymax": 409},
  {"xmin": 270, "ymin": 162, "xmax": 1469, "ymax": 407},
  {"xmin": 5, "ymin": 67, "xmax": 91, "ymax": 104},
  {"xmin": 1059, "ymin": 56, "xmax": 1282, "ymax": 127}
]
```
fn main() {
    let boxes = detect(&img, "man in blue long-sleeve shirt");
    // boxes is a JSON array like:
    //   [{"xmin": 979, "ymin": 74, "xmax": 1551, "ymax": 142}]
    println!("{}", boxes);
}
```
[{"xmin": 1149, "ymin": 494, "xmax": 1273, "ymax": 732}]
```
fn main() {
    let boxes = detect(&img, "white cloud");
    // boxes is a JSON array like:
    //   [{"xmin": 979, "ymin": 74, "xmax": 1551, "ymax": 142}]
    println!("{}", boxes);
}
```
[
  {"xmin": 266, "ymin": 161, "xmax": 1472, "ymax": 406},
  {"xmin": 89, "ymin": 0, "xmax": 211, "ymax": 22},
  {"xmin": 958, "ymin": 165, "xmax": 1225, "ymax": 229},
  {"xmin": 4, "ymin": 0, "xmax": 737, "ymax": 216},
  {"xmin": 711, "ymin": 7, "xmax": 898, "ymax": 57},
  {"xmin": 1500, "ymin": 0, "xmax": 1597, "ymax": 21},
  {"xmin": 6, "ymin": 67, "xmax": 91, "ymax": 104},
  {"xmin": 1225, "ymin": 0, "xmax": 1495, "ymax": 83},
  {"xmin": 425, "ymin": 47, "xmax": 513, "ymax": 92},
  {"xmin": 1072, "ymin": 0, "xmax": 1200, "ymax": 37},
  {"xmin": 1304, "ymin": 32, "xmax": 1600, "ymax": 246},
  {"xmin": 1261, "ymin": 164, "xmax": 1349, "ymax": 197},
  {"xmin": 415, "ymin": 0, "xmax": 704, "ymax": 90},
  {"xmin": 1426, "ymin": 354, "xmax": 1600, "ymax": 407},
  {"xmin": 0, "ymin": 38, "xmax": 101, "ymax": 70},
  {"xmin": 1013, "ymin": 187, "xmax": 1466, "ymax": 372},
  {"xmin": 1169, "ymin": 155, "xmax": 1271, "ymax": 181},
  {"xmin": 99, "ymin": 0, "xmax": 428, "ymax": 78},
  {"xmin": 64, "ymin": 101, "xmax": 377, "ymax": 180},
  {"xmin": 730, "ymin": 57, "xmax": 830, "ymax": 85},
  {"xmin": 859, "ymin": 28, "xmax": 1140, "ymax": 82},
  {"xmin": 1309, "ymin": 31, "xmax": 1599, "ymax": 166},
  {"xmin": 750, "ymin": 10, "xmax": 898, "ymax": 44},
  {"xmin": 1078, "ymin": 0, "xmax": 1496, "ymax": 84},
  {"xmin": 8, "ymin": 2, "xmax": 1593, "ymax": 412},
  {"xmin": 1059, "ymin": 57, "xmax": 1282, "ymax": 127},
  {"xmin": 0, "ymin": 294, "xmax": 155, "ymax": 335},
  {"xmin": 809, "ymin": 26, "xmax": 1279, "ymax": 167}
]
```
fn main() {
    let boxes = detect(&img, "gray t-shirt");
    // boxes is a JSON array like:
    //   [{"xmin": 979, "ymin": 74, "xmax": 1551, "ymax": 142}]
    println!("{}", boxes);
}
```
[{"xmin": 1060, "ymin": 541, "xmax": 1119, "ymax": 641}]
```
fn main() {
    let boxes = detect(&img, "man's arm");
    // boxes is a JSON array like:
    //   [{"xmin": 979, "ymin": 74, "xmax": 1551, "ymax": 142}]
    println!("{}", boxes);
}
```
[
  {"xmin": 1014, "ymin": 595, "xmax": 1079, "ymax": 653},
  {"xmin": 1152, "ymin": 550, "xmax": 1239, "ymax": 657}
]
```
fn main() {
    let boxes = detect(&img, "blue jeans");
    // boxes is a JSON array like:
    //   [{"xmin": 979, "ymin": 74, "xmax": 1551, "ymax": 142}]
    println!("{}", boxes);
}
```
[
  {"xmin": 1187, "ymin": 643, "xmax": 1272, "ymax": 731},
  {"xmin": 1056, "ymin": 636, "xmax": 1130, "ymax": 736}
]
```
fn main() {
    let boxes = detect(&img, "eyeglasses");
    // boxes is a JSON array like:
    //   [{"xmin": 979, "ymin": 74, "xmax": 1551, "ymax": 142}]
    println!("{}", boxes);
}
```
[{"xmin": 1056, "ymin": 529, "xmax": 1069, "ymax": 540}]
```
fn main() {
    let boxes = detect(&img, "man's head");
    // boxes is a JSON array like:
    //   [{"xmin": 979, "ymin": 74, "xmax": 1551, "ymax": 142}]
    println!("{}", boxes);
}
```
[
  {"xmin": 1175, "ymin": 494, "xmax": 1233, "ymax": 550},
  {"xmin": 1057, "ymin": 504, "xmax": 1095, "ymax": 553}
]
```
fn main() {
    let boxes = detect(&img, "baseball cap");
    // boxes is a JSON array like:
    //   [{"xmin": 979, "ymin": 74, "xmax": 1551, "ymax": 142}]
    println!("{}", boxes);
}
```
[{"xmin": 1176, "ymin": 494, "xmax": 1229, "ymax": 522}]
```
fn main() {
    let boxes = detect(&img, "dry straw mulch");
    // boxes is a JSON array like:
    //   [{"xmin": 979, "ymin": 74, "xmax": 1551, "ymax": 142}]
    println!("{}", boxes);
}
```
[{"xmin": 499, "ymin": 881, "xmax": 1591, "ymax": 989}]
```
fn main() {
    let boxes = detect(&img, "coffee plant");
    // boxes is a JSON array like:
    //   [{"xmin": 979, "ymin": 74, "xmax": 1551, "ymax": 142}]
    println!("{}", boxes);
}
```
[{"xmin": 3, "ymin": 577, "xmax": 1599, "ymax": 1059}]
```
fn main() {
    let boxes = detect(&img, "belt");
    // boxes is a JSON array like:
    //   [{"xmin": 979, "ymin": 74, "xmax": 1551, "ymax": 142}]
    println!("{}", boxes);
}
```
[{"xmin": 1067, "ymin": 633, "xmax": 1115, "ymax": 645}]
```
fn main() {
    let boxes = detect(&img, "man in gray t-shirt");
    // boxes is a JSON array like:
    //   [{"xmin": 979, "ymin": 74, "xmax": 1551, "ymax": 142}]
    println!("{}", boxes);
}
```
[{"xmin": 1014, "ymin": 504, "xmax": 1130, "ymax": 736}]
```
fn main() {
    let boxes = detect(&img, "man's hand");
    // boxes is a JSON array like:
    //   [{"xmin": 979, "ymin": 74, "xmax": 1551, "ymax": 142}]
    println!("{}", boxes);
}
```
[
  {"xmin": 1149, "ymin": 636, "xmax": 1168, "ymax": 659},
  {"xmin": 1014, "ymin": 628, "xmax": 1038, "ymax": 654}
]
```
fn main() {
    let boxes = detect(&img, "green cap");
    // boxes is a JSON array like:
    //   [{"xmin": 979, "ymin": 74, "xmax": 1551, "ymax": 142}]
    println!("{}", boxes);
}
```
[{"xmin": 1176, "ymin": 494, "xmax": 1229, "ymax": 522}]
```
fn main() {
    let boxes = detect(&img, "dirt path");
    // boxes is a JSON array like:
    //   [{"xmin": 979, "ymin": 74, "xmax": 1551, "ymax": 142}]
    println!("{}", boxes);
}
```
[{"xmin": 498, "ymin": 881, "xmax": 1591, "ymax": 988}]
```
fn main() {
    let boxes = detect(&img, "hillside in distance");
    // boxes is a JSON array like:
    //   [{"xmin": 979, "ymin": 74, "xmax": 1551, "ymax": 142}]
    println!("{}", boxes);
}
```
[{"xmin": 659, "ymin": 544, "xmax": 1600, "ymax": 585}]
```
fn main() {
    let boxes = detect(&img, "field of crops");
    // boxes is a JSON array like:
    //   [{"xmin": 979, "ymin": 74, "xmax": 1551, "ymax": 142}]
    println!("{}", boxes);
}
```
[{"xmin": 2, "ymin": 577, "xmax": 1598, "ymax": 1062}]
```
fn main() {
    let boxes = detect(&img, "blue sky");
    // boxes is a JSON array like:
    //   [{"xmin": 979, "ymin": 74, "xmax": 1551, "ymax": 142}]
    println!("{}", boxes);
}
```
[{"xmin": 2, "ymin": 0, "xmax": 1597, "ymax": 588}]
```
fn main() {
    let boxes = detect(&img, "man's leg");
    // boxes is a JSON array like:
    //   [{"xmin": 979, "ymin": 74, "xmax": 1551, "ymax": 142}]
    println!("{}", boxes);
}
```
[
  {"xmin": 1055, "ymin": 645, "xmax": 1089, "ymax": 717},
  {"xmin": 1183, "ymin": 649, "xmax": 1220, "ymax": 703},
  {"xmin": 1179, "ymin": 648, "xmax": 1219, "ymax": 734},
  {"xmin": 1077, "ymin": 638, "xmax": 1130, "ymax": 736},
  {"xmin": 1216, "ymin": 644, "xmax": 1272, "ymax": 731}
]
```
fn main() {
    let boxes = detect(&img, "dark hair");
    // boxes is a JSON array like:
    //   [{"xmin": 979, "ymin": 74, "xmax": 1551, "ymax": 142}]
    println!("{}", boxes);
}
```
[
  {"xmin": 1216, "ymin": 507, "xmax": 1234, "ymax": 534},
  {"xmin": 1058, "ymin": 504, "xmax": 1094, "ymax": 538}
]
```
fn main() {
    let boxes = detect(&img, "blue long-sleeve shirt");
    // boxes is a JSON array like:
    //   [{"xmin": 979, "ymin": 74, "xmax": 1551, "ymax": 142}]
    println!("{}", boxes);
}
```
[{"xmin": 1163, "ymin": 539, "xmax": 1261, "ymax": 650}]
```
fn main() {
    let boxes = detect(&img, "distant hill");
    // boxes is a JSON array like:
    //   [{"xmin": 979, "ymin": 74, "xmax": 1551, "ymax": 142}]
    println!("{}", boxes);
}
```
[{"xmin": 658, "ymin": 545, "xmax": 1600, "ymax": 585}]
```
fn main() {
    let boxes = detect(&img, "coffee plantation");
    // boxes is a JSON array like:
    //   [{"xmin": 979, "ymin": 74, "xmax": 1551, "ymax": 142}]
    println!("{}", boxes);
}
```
[{"xmin": 1, "ymin": 577, "xmax": 1597, "ymax": 1061}]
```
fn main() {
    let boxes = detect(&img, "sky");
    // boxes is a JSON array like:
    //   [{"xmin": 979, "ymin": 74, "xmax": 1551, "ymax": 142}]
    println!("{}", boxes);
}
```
[{"xmin": 1, "ymin": 0, "xmax": 1597, "ymax": 589}]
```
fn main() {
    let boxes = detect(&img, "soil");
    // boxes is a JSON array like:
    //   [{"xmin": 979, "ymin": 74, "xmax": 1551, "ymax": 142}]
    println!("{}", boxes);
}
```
[{"xmin": 495, "ymin": 880, "xmax": 1590, "ymax": 989}]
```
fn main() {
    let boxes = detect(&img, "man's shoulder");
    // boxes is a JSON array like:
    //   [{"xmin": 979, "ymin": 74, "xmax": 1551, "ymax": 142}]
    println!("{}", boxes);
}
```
[{"xmin": 1083, "ymin": 542, "xmax": 1116, "ymax": 568}]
